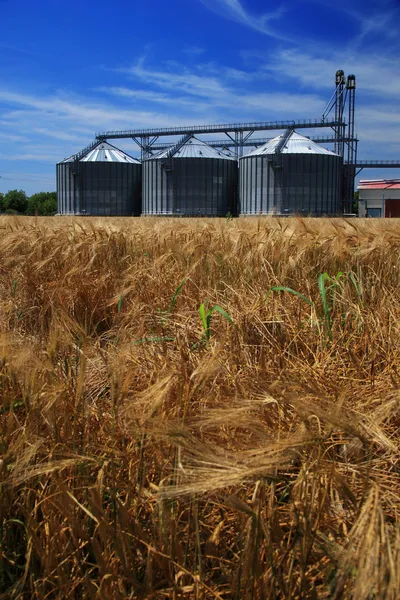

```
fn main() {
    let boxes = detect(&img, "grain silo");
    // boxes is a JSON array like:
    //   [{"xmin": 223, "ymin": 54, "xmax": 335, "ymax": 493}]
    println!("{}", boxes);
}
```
[
  {"xmin": 142, "ymin": 135, "xmax": 237, "ymax": 216},
  {"xmin": 57, "ymin": 141, "xmax": 141, "ymax": 216},
  {"xmin": 239, "ymin": 130, "xmax": 343, "ymax": 216}
]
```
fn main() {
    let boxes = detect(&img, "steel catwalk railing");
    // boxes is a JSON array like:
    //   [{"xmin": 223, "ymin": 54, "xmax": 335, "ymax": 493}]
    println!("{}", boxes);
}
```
[
  {"xmin": 149, "ymin": 135, "xmax": 359, "ymax": 151},
  {"xmin": 68, "ymin": 139, "xmax": 100, "ymax": 162},
  {"xmin": 354, "ymin": 160, "xmax": 400, "ymax": 168},
  {"xmin": 353, "ymin": 162, "xmax": 400, "ymax": 184},
  {"xmin": 95, "ymin": 119, "xmax": 342, "ymax": 140}
]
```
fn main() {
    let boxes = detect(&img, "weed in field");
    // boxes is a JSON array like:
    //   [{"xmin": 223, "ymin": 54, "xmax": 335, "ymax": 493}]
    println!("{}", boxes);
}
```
[{"xmin": 198, "ymin": 302, "xmax": 234, "ymax": 342}]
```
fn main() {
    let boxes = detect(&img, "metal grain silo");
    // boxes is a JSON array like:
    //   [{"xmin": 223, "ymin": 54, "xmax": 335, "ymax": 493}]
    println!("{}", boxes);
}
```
[
  {"xmin": 142, "ymin": 135, "xmax": 238, "ymax": 216},
  {"xmin": 239, "ymin": 130, "xmax": 342, "ymax": 216},
  {"xmin": 57, "ymin": 141, "xmax": 141, "ymax": 216}
]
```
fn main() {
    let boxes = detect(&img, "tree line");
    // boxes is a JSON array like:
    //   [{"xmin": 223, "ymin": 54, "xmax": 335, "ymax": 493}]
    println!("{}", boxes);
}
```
[{"xmin": 0, "ymin": 189, "xmax": 57, "ymax": 216}]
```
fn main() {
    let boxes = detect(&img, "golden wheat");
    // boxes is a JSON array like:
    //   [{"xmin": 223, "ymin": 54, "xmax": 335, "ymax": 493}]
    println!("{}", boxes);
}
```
[{"xmin": 1, "ymin": 215, "xmax": 400, "ymax": 599}]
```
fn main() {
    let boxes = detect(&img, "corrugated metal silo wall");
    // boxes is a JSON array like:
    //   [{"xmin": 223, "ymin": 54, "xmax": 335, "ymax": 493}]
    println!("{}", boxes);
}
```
[
  {"xmin": 142, "ymin": 160, "xmax": 172, "ymax": 215},
  {"xmin": 57, "ymin": 162, "xmax": 142, "ymax": 215},
  {"xmin": 143, "ymin": 158, "xmax": 238, "ymax": 216},
  {"xmin": 57, "ymin": 162, "xmax": 80, "ymax": 215},
  {"xmin": 239, "ymin": 154, "xmax": 343, "ymax": 215},
  {"xmin": 239, "ymin": 156, "xmax": 275, "ymax": 214}
]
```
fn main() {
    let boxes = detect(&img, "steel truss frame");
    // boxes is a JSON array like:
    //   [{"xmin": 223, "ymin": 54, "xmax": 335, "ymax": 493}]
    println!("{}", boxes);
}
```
[
  {"xmin": 69, "ymin": 71, "xmax": 399, "ymax": 214},
  {"xmin": 95, "ymin": 119, "xmax": 341, "ymax": 160}
]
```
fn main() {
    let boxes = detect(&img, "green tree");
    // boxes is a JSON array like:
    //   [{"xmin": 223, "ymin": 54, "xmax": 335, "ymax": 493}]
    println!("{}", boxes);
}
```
[
  {"xmin": 27, "ymin": 191, "xmax": 57, "ymax": 215},
  {"xmin": 0, "ymin": 192, "xmax": 4, "ymax": 212},
  {"xmin": 3, "ymin": 189, "xmax": 28, "ymax": 214}
]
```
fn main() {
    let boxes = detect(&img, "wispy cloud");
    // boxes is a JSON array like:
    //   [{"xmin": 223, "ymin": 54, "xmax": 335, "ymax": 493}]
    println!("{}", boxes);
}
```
[
  {"xmin": 122, "ymin": 58, "xmax": 228, "ymax": 99},
  {"xmin": 183, "ymin": 46, "xmax": 206, "ymax": 57},
  {"xmin": 328, "ymin": 2, "xmax": 400, "ymax": 49},
  {"xmin": 199, "ymin": 0, "xmax": 291, "ymax": 41},
  {"xmin": 102, "ymin": 83, "xmax": 325, "ymax": 117},
  {"xmin": 352, "ymin": 10, "xmax": 398, "ymax": 46},
  {"xmin": 0, "ymin": 153, "xmax": 59, "ymax": 162},
  {"xmin": 33, "ymin": 127, "xmax": 85, "ymax": 142},
  {"xmin": 117, "ymin": 59, "xmax": 325, "ymax": 117},
  {"xmin": 0, "ymin": 172, "xmax": 55, "ymax": 185},
  {"xmin": 0, "ymin": 132, "xmax": 29, "ymax": 142},
  {"xmin": 0, "ymin": 89, "xmax": 209, "ymax": 131},
  {"xmin": 96, "ymin": 86, "xmax": 212, "ymax": 112}
]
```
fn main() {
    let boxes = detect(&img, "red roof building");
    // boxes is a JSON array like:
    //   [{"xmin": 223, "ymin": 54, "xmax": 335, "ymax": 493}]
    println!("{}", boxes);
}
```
[{"xmin": 357, "ymin": 179, "xmax": 400, "ymax": 218}]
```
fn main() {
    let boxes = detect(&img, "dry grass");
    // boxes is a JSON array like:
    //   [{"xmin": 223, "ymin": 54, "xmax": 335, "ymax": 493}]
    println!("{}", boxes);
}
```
[{"xmin": 1, "ymin": 215, "xmax": 400, "ymax": 599}]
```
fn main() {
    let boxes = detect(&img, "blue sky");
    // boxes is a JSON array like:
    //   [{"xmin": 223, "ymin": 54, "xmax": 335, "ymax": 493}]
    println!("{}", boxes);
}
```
[{"xmin": 0, "ymin": 0, "xmax": 399, "ymax": 195}]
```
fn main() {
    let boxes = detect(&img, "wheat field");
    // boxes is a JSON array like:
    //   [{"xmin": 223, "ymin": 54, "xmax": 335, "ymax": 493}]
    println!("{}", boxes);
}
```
[{"xmin": 1, "ymin": 215, "xmax": 400, "ymax": 599}]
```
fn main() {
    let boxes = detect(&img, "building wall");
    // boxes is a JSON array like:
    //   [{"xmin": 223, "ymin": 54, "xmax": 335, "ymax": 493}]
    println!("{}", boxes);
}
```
[
  {"xmin": 358, "ymin": 188, "xmax": 400, "ymax": 218},
  {"xmin": 358, "ymin": 199, "xmax": 383, "ymax": 218},
  {"xmin": 358, "ymin": 197, "xmax": 400, "ymax": 218},
  {"xmin": 385, "ymin": 199, "xmax": 400, "ymax": 217},
  {"xmin": 359, "ymin": 189, "xmax": 400, "ymax": 201}
]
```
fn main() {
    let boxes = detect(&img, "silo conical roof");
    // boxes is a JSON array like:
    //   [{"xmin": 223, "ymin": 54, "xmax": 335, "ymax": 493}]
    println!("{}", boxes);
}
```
[
  {"xmin": 149, "ymin": 135, "xmax": 236, "ymax": 160},
  {"xmin": 63, "ymin": 141, "xmax": 140, "ymax": 163},
  {"xmin": 242, "ymin": 131, "xmax": 340, "ymax": 157}
]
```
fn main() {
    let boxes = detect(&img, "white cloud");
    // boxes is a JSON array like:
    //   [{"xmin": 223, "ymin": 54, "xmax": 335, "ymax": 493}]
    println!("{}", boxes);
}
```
[
  {"xmin": 260, "ymin": 49, "xmax": 400, "ymax": 98},
  {"xmin": 0, "ymin": 153, "xmax": 58, "ymax": 162},
  {"xmin": 258, "ymin": 51, "xmax": 400, "ymax": 159},
  {"xmin": 0, "ymin": 132, "xmax": 29, "ymax": 142},
  {"xmin": 344, "ymin": 6, "xmax": 399, "ymax": 48},
  {"xmin": 357, "ymin": 107, "xmax": 400, "ymax": 126},
  {"xmin": 358, "ymin": 128, "xmax": 400, "ymax": 145},
  {"xmin": 355, "ymin": 107, "xmax": 400, "ymax": 149},
  {"xmin": 100, "ymin": 82, "xmax": 325, "ymax": 117},
  {"xmin": 33, "ymin": 127, "xmax": 85, "ymax": 142}
]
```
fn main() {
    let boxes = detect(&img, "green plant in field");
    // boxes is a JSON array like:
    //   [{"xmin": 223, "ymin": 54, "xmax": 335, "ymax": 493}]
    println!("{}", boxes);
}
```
[
  {"xmin": 118, "ymin": 276, "xmax": 186, "ymax": 318},
  {"xmin": 317, "ymin": 271, "xmax": 343, "ymax": 339},
  {"xmin": 118, "ymin": 279, "xmax": 186, "ymax": 344},
  {"xmin": 156, "ymin": 278, "xmax": 186, "ymax": 323},
  {"xmin": 268, "ymin": 271, "xmax": 344, "ymax": 340},
  {"xmin": 119, "ymin": 279, "xmax": 187, "ymax": 345},
  {"xmin": 117, "ymin": 294, "xmax": 124, "ymax": 313},
  {"xmin": 167, "ymin": 278, "xmax": 186, "ymax": 315},
  {"xmin": 267, "ymin": 285, "xmax": 313, "ymax": 306},
  {"xmin": 198, "ymin": 302, "xmax": 234, "ymax": 342},
  {"xmin": 349, "ymin": 270, "xmax": 363, "ymax": 304}
]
